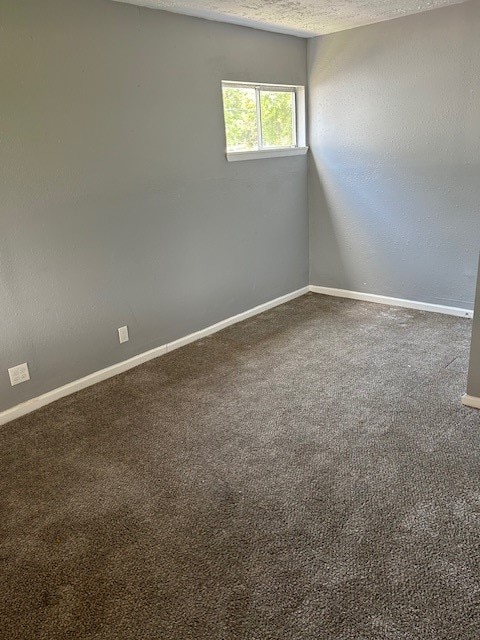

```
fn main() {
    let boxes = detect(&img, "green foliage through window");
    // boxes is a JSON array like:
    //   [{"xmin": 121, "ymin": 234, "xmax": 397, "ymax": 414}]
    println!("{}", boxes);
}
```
[
  {"xmin": 222, "ymin": 83, "xmax": 296, "ymax": 152},
  {"xmin": 222, "ymin": 86, "xmax": 257, "ymax": 151},
  {"xmin": 260, "ymin": 91, "xmax": 295, "ymax": 149}
]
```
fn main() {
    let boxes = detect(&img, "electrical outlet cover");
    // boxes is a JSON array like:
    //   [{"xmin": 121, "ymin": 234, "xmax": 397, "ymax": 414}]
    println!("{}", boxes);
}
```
[
  {"xmin": 8, "ymin": 363, "xmax": 30, "ymax": 386},
  {"xmin": 118, "ymin": 326, "xmax": 129, "ymax": 344}
]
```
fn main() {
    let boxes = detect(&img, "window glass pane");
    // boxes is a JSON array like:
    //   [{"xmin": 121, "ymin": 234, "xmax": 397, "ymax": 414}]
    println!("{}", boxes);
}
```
[
  {"xmin": 260, "ymin": 90, "xmax": 295, "ymax": 149},
  {"xmin": 222, "ymin": 86, "xmax": 258, "ymax": 152}
]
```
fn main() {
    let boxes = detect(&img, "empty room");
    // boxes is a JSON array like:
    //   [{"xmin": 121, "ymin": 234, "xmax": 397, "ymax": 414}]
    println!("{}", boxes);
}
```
[{"xmin": 1, "ymin": 0, "xmax": 480, "ymax": 637}]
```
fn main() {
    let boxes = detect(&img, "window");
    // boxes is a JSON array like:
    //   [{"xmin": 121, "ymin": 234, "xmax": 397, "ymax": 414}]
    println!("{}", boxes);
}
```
[{"xmin": 221, "ymin": 81, "xmax": 307, "ymax": 161}]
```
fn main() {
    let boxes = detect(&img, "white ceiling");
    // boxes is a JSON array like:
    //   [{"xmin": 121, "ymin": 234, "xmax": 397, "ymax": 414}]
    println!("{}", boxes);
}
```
[{"xmin": 113, "ymin": 0, "xmax": 467, "ymax": 37}]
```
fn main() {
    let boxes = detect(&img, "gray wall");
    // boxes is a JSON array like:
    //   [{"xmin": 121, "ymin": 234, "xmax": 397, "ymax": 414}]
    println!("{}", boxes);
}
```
[
  {"xmin": 467, "ymin": 257, "xmax": 480, "ymax": 397},
  {"xmin": 308, "ymin": 0, "xmax": 480, "ymax": 309},
  {"xmin": 0, "ymin": 0, "xmax": 308, "ymax": 412}
]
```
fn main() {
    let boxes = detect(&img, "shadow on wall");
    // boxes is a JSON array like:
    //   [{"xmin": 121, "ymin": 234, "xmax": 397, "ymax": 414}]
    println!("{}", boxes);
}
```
[
  {"xmin": 307, "ymin": 26, "xmax": 479, "ymax": 308},
  {"xmin": 308, "ymin": 153, "xmax": 351, "ymax": 290},
  {"xmin": 307, "ymin": 31, "xmax": 408, "ymax": 293},
  {"xmin": 309, "ymin": 146, "xmax": 476, "ymax": 305}
]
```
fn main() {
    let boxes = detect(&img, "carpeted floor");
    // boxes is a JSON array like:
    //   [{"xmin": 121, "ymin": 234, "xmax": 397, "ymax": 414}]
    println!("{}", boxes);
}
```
[{"xmin": 1, "ymin": 293, "xmax": 480, "ymax": 639}]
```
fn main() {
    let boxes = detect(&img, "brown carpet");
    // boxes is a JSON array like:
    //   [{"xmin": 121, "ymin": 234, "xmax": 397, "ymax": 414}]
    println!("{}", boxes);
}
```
[{"xmin": 1, "ymin": 293, "xmax": 479, "ymax": 639}]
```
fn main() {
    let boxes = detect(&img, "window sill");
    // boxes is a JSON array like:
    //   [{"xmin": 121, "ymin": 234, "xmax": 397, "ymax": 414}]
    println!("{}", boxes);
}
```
[{"xmin": 226, "ymin": 147, "xmax": 308, "ymax": 162}]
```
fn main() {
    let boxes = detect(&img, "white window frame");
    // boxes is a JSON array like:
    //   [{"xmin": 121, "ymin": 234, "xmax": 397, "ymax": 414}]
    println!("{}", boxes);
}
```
[{"xmin": 222, "ymin": 81, "xmax": 308, "ymax": 162}]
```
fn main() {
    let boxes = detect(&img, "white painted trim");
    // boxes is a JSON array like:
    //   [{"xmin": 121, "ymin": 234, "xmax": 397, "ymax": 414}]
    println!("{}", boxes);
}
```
[
  {"xmin": 0, "ymin": 287, "xmax": 309, "ymax": 427},
  {"xmin": 309, "ymin": 285, "xmax": 473, "ymax": 319},
  {"xmin": 222, "ymin": 81, "xmax": 303, "ymax": 92},
  {"xmin": 166, "ymin": 286, "xmax": 308, "ymax": 353},
  {"xmin": 226, "ymin": 147, "xmax": 308, "ymax": 162},
  {"xmin": 295, "ymin": 87, "xmax": 306, "ymax": 148},
  {"xmin": 0, "ymin": 344, "xmax": 168, "ymax": 427},
  {"xmin": 461, "ymin": 394, "xmax": 480, "ymax": 410}
]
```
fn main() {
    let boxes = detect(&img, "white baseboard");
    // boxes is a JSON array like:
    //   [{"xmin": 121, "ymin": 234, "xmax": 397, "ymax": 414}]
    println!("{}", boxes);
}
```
[
  {"xmin": 0, "ymin": 283, "xmax": 472, "ymax": 426},
  {"xmin": 0, "ymin": 286, "xmax": 309, "ymax": 427},
  {"xmin": 309, "ymin": 285, "xmax": 473, "ymax": 319},
  {"xmin": 0, "ymin": 344, "xmax": 167, "ymax": 427},
  {"xmin": 166, "ymin": 286, "xmax": 309, "ymax": 353},
  {"xmin": 461, "ymin": 394, "xmax": 480, "ymax": 410}
]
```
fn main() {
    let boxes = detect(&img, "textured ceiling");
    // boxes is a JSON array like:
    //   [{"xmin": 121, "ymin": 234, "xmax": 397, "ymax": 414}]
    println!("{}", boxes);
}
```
[{"xmin": 113, "ymin": 0, "xmax": 467, "ymax": 36}]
